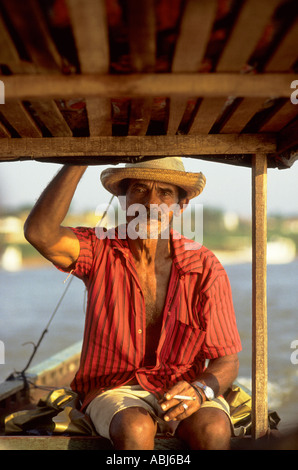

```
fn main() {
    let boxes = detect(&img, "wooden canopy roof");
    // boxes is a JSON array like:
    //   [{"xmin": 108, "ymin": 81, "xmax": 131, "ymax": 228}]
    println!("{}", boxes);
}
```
[{"xmin": 0, "ymin": 0, "xmax": 297, "ymax": 168}]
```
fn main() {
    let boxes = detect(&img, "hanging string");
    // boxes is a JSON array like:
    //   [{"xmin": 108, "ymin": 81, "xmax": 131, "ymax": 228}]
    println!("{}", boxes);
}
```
[
  {"xmin": 16, "ymin": 277, "xmax": 74, "ymax": 378},
  {"xmin": 8, "ymin": 194, "xmax": 115, "ymax": 382}
]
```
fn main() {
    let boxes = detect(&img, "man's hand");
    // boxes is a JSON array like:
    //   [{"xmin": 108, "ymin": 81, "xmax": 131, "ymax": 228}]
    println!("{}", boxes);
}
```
[
  {"xmin": 159, "ymin": 354, "xmax": 239, "ymax": 423},
  {"xmin": 160, "ymin": 381, "xmax": 202, "ymax": 422}
]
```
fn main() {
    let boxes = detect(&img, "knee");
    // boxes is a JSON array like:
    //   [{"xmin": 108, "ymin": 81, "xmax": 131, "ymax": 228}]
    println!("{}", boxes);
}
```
[
  {"xmin": 200, "ymin": 416, "xmax": 231, "ymax": 450},
  {"xmin": 109, "ymin": 407, "xmax": 156, "ymax": 449},
  {"xmin": 178, "ymin": 409, "xmax": 232, "ymax": 450}
]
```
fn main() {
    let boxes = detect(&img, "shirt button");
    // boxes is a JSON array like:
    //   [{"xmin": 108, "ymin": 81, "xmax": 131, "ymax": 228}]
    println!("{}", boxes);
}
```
[
  {"xmin": 138, "ymin": 329, "xmax": 142, "ymax": 334},
  {"xmin": 180, "ymin": 275, "xmax": 185, "ymax": 280}
]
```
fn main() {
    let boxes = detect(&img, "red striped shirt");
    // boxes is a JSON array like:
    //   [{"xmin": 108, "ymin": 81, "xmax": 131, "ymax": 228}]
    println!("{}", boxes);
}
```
[{"xmin": 58, "ymin": 226, "xmax": 241, "ymax": 410}]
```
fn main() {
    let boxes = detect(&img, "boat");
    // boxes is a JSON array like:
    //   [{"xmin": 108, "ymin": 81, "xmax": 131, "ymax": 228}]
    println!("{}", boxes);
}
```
[
  {"xmin": 0, "ymin": 0, "xmax": 297, "ymax": 451},
  {"xmin": 0, "ymin": 342, "xmax": 281, "ymax": 451}
]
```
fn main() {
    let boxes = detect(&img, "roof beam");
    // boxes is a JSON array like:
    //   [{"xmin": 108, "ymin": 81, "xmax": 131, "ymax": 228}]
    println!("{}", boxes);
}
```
[
  {"xmin": 2, "ymin": 73, "xmax": 296, "ymax": 100},
  {"xmin": 0, "ymin": 134, "xmax": 276, "ymax": 162}
]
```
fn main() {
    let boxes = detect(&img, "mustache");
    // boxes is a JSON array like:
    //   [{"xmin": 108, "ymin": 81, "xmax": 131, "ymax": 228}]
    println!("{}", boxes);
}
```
[
  {"xmin": 126, "ymin": 203, "xmax": 175, "ymax": 223},
  {"xmin": 140, "ymin": 209, "xmax": 164, "ymax": 221}
]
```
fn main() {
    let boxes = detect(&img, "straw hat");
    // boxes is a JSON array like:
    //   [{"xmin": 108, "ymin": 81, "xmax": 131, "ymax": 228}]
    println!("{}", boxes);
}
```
[{"xmin": 100, "ymin": 157, "xmax": 206, "ymax": 200}]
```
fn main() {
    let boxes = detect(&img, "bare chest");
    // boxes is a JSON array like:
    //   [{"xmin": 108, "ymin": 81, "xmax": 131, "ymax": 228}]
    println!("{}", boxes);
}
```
[
  {"xmin": 135, "ymin": 260, "xmax": 172, "ymax": 327},
  {"xmin": 133, "ymin": 259, "xmax": 172, "ymax": 366}
]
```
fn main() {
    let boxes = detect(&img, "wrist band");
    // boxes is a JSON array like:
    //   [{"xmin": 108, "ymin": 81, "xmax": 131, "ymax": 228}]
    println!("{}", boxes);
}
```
[{"xmin": 189, "ymin": 383, "xmax": 204, "ymax": 404}]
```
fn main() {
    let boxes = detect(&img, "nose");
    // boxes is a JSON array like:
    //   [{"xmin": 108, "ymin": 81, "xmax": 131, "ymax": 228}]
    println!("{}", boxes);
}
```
[{"xmin": 144, "ymin": 188, "xmax": 160, "ymax": 208}]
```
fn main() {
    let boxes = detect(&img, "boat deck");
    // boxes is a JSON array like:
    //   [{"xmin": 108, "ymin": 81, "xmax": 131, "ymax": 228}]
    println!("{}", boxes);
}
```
[{"xmin": 0, "ymin": 341, "xmax": 290, "ymax": 451}]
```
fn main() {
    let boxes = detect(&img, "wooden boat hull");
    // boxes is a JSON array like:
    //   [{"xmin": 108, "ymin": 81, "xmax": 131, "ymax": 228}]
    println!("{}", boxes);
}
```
[
  {"xmin": 0, "ymin": 342, "xmax": 189, "ymax": 450},
  {"xmin": 0, "ymin": 341, "xmax": 285, "ymax": 451}
]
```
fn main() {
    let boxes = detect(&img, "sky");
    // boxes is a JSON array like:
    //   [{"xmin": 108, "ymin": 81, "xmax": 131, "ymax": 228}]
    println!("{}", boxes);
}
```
[{"xmin": 0, "ymin": 157, "xmax": 298, "ymax": 218}]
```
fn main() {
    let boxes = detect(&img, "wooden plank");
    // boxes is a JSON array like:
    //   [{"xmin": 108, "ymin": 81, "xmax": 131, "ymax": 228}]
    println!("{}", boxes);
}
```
[
  {"xmin": 1, "ymin": 101, "xmax": 42, "ymax": 137},
  {"xmin": 125, "ymin": 1, "xmax": 155, "ymax": 136},
  {"xmin": 265, "ymin": 18, "xmax": 298, "ymax": 72},
  {"xmin": 128, "ymin": 98, "xmax": 152, "ymax": 136},
  {"xmin": 66, "ymin": 0, "xmax": 109, "ymax": 74},
  {"xmin": 172, "ymin": 0, "xmax": 217, "ymax": 72},
  {"xmin": 0, "ymin": 8, "xmax": 66, "ymax": 138},
  {"xmin": 216, "ymin": 0, "xmax": 281, "ymax": 72},
  {"xmin": 0, "ymin": 12, "xmax": 36, "ymax": 73},
  {"xmin": 277, "ymin": 117, "xmax": 298, "ymax": 153},
  {"xmin": 30, "ymin": 101, "xmax": 72, "ymax": 137},
  {"xmin": 251, "ymin": 153, "xmax": 268, "ymax": 440},
  {"xmin": 0, "ymin": 13, "xmax": 26, "ymax": 73},
  {"xmin": 0, "ymin": 121, "xmax": 11, "ymax": 138},
  {"xmin": 220, "ymin": 98, "xmax": 265, "ymax": 134},
  {"xmin": 127, "ymin": 0, "xmax": 156, "ymax": 73},
  {"xmin": 3, "ymin": 73, "xmax": 297, "ymax": 100},
  {"xmin": 0, "ymin": 11, "xmax": 41, "ymax": 136},
  {"xmin": 167, "ymin": 97, "xmax": 187, "ymax": 135},
  {"xmin": 86, "ymin": 98, "xmax": 112, "ymax": 137},
  {"xmin": 0, "ymin": 134, "xmax": 276, "ymax": 162},
  {"xmin": 1, "ymin": 0, "xmax": 63, "ymax": 72},
  {"xmin": 169, "ymin": 0, "xmax": 218, "ymax": 134},
  {"xmin": 66, "ymin": 0, "xmax": 111, "ymax": 136},
  {"xmin": 0, "ymin": 379, "xmax": 25, "ymax": 403},
  {"xmin": 0, "ymin": 436, "xmax": 110, "ymax": 451},
  {"xmin": 188, "ymin": 97, "xmax": 227, "ymax": 134},
  {"xmin": 260, "ymin": 101, "xmax": 298, "ymax": 132},
  {"xmin": 0, "ymin": 435, "xmax": 185, "ymax": 451}
]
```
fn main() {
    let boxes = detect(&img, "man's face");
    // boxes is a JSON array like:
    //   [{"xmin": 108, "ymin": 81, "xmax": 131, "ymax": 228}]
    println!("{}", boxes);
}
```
[{"xmin": 123, "ymin": 179, "xmax": 187, "ymax": 239}]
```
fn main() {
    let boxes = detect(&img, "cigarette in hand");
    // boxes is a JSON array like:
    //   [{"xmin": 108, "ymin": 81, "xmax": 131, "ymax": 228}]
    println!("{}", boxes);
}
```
[{"xmin": 172, "ymin": 395, "xmax": 196, "ymax": 401}]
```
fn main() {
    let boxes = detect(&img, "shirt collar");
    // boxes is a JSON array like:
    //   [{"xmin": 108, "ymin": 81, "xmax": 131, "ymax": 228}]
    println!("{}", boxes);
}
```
[
  {"xmin": 170, "ymin": 229, "xmax": 203, "ymax": 275},
  {"xmin": 110, "ymin": 225, "xmax": 203, "ymax": 275}
]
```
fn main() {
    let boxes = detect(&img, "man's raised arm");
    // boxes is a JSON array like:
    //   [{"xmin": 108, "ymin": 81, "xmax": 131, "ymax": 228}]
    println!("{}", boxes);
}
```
[{"xmin": 24, "ymin": 165, "xmax": 87, "ymax": 269}]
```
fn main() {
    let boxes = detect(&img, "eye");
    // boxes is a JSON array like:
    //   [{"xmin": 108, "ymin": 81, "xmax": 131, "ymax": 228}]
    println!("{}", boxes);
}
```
[
  {"xmin": 131, "ymin": 185, "xmax": 147, "ymax": 195},
  {"xmin": 160, "ymin": 189, "xmax": 173, "ymax": 197}
]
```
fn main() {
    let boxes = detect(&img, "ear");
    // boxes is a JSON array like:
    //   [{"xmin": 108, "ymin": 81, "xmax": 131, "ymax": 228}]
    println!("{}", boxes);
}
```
[
  {"xmin": 173, "ymin": 198, "xmax": 189, "ymax": 217},
  {"xmin": 178, "ymin": 198, "xmax": 189, "ymax": 214}
]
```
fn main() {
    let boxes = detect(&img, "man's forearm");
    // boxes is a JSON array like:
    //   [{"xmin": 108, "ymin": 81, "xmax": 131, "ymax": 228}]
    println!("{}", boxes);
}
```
[
  {"xmin": 24, "ymin": 165, "xmax": 87, "ymax": 246},
  {"xmin": 194, "ymin": 353, "xmax": 239, "ymax": 398}
]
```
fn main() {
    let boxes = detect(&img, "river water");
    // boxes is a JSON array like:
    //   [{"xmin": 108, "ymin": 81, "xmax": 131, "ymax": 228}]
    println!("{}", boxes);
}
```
[{"xmin": 0, "ymin": 260, "xmax": 298, "ymax": 433}]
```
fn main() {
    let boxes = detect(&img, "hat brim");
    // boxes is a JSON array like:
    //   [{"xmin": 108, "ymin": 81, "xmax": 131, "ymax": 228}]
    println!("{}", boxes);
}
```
[{"xmin": 100, "ymin": 167, "xmax": 206, "ymax": 200}]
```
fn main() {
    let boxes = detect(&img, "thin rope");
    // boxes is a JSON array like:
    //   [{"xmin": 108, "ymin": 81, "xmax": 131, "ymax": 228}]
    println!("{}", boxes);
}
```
[{"xmin": 9, "ymin": 194, "xmax": 115, "ymax": 382}]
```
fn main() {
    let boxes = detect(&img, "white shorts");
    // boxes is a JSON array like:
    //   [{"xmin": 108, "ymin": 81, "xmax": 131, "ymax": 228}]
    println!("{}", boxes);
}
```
[{"xmin": 86, "ymin": 385, "xmax": 231, "ymax": 442}]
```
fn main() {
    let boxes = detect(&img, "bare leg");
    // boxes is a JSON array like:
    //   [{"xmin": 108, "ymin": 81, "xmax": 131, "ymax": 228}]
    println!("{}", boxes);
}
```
[
  {"xmin": 109, "ymin": 407, "xmax": 157, "ymax": 450},
  {"xmin": 176, "ymin": 407, "xmax": 232, "ymax": 450}
]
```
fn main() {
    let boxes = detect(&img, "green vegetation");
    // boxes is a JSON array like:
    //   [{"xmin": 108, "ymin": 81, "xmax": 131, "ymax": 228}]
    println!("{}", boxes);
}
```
[{"xmin": 1, "ymin": 206, "xmax": 298, "ymax": 264}]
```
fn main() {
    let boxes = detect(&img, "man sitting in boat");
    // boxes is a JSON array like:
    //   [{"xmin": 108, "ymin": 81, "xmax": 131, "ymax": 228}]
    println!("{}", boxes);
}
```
[{"xmin": 24, "ymin": 157, "xmax": 242, "ymax": 450}]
